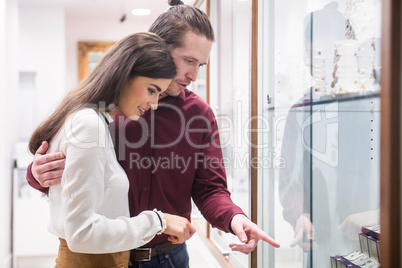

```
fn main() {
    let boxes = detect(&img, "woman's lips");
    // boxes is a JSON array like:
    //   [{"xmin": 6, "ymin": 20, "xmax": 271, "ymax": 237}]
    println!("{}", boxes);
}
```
[{"xmin": 138, "ymin": 107, "xmax": 145, "ymax": 116}]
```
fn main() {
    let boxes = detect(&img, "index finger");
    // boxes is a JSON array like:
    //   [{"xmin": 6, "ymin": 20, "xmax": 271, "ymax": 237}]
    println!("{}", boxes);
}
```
[
  {"xmin": 256, "ymin": 230, "xmax": 280, "ymax": 248},
  {"xmin": 290, "ymin": 229, "xmax": 303, "ymax": 247}
]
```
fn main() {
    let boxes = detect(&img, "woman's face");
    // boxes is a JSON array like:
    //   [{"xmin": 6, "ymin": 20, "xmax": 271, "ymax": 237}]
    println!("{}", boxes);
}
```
[{"xmin": 118, "ymin": 76, "xmax": 171, "ymax": 120}]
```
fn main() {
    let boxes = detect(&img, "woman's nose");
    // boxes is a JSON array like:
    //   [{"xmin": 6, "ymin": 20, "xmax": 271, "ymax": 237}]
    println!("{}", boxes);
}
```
[{"xmin": 150, "ymin": 103, "xmax": 158, "ymax": 110}]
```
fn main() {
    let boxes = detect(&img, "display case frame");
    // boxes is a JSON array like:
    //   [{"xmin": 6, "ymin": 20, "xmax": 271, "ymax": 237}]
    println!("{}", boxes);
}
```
[{"xmin": 379, "ymin": 0, "xmax": 401, "ymax": 266}]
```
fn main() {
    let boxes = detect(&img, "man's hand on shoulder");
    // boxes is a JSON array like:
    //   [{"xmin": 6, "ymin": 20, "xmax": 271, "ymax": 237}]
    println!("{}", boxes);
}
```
[
  {"xmin": 32, "ymin": 141, "xmax": 65, "ymax": 187},
  {"xmin": 229, "ymin": 214, "xmax": 280, "ymax": 254}
]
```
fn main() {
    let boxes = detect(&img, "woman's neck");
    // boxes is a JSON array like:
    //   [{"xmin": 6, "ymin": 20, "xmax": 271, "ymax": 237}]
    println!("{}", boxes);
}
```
[{"xmin": 108, "ymin": 107, "xmax": 121, "ymax": 117}]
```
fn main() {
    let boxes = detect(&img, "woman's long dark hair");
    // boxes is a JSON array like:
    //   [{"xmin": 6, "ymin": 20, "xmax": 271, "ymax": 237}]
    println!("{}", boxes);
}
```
[{"xmin": 29, "ymin": 32, "xmax": 176, "ymax": 154}]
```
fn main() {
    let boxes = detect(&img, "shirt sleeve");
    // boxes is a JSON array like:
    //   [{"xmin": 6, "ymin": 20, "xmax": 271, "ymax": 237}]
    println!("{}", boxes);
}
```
[
  {"xmin": 191, "ymin": 108, "xmax": 246, "ymax": 233},
  {"xmin": 26, "ymin": 162, "xmax": 48, "ymax": 194},
  {"xmin": 57, "ymin": 111, "xmax": 162, "ymax": 253}
]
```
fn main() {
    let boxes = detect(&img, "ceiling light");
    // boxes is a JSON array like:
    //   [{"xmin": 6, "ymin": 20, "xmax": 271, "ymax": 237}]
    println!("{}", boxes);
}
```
[{"xmin": 131, "ymin": 9, "xmax": 151, "ymax": 16}]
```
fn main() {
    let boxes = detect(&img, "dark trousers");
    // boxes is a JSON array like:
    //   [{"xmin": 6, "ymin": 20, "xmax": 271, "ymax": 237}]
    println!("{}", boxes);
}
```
[{"xmin": 130, "ymin": 243, "xmax": 189, "ymax": 268}]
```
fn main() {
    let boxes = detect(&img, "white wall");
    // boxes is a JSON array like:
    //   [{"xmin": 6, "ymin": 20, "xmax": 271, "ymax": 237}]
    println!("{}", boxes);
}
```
[
  {"xmin": 0, "ymin": 2, "xmax": 9, "ymax": 267},
  {"xmin": 65, "ymin": 16, "xmax": 149, "ymax": 92},
  {"xmin": 1, "ymin": 0, "xmax": 19, "ymax": 267},
  {"xmin": 18, "ymin": 7, "xmax": 66, "ymax": 134}
]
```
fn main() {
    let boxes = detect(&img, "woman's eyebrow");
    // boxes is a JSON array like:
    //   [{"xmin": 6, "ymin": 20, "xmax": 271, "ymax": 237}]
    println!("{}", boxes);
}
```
[{"xmin": 150, "ymin": 84, "xmax": 162, "ymax": 92}]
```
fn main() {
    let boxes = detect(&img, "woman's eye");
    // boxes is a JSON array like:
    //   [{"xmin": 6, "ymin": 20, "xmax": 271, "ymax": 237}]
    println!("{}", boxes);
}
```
[{"xmin": 148, "ymin": 88, "xmax": 155, "ymax": 94}]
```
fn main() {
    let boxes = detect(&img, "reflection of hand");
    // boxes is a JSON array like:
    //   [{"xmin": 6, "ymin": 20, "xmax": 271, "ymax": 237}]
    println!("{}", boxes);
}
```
[
  {"xmin": 338, "ymin": 210, "xmax": 379, "ymax": 241},
  {"xmin": 163, "ymin": 213, "xmax": 196, "ymax": 244},
  {"xmin": 229, "ymin": 214, "xmax": 280, "ymax": 254},
  {"xmin": 32, "ymin": 141, "xmax": 65, "ymax": 187},
  {"xmin": 290, "ymin": 214, "xmax": 317, "ymax": 251}
]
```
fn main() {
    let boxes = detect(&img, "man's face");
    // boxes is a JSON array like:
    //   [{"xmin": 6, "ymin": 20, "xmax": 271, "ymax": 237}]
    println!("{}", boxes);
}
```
[{"xmin": 163, "ymin": 31, "xmax": 213, "ymax": 97}]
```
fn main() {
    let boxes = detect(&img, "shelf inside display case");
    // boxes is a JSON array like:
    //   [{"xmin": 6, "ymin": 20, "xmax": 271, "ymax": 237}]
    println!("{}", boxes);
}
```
[
  {"xmin": 295, "ymin": 91, "xmax": 380, "ymax": 107},
  {"xmin": 268, "ymin": 91, "xmax": 380, "ymax": 111}
]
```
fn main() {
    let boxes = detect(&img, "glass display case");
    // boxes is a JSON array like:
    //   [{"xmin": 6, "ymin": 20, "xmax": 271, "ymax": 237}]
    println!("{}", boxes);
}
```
[
  {"xmin": 207, "ymin": 0, "xmax": 252, "ymax": 266},
  {"xmin": 258, "ymin": 0, "xmax": 382, "ymax": 267},
  {"xmin": 191, "ymin": 0, "xmax": 252, "ymax": 267}
]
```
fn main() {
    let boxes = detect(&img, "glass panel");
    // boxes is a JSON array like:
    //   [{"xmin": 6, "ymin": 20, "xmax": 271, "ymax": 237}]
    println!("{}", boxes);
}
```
[
  {"xmin": 190, "ymin": 1, "xmax": 208, "ymax": 231},
  {"xmin": 259, "ymin": 0, "xmax": 382, "ymax": 267},
  {"xmin": 208, "ymin": 0, "xmax": 251, "ymax": 267},
  {"xmin": 188, "ymin": 65, "xmax": 207, "ymax": 101},
  {"xmin": 188, "ymin": 0, "xmax": 208, "ymax": 102}
]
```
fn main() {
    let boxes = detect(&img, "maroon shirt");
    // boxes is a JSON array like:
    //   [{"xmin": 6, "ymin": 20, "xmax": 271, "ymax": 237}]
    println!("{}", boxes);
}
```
[{"xmin": 27, "ymin": 89, "xmax": 245, "ymax": 247}]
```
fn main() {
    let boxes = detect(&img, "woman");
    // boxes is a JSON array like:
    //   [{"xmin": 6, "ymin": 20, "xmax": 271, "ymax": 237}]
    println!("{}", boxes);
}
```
[{"xmin": 28, "ymin": 32, "xmax": 195, "ymax": 268}]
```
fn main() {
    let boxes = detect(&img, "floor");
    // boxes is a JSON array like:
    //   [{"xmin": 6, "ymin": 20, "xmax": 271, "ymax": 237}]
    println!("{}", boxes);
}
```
[{"xmin": 187, "ymin": 232, "xmax": 222, "ymax": 268}]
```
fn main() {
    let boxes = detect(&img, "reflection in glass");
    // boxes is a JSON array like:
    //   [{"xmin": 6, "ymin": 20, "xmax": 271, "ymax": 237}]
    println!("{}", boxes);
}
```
[{"xmin": 260, "ymin": 0, "xmax": 382, "ymax": 267}]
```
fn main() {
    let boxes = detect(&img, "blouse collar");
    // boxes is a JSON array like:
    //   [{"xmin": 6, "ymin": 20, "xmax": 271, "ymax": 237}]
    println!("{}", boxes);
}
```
[{"xmin": 99, "ymin": 111, "xmax": 114, "ymax": 125}]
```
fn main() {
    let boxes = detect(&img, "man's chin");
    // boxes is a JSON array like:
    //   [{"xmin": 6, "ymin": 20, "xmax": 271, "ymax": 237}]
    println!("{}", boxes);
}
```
[{"xmin": 165, "ymin": 88, "xmax": 182, "ymax": 97}]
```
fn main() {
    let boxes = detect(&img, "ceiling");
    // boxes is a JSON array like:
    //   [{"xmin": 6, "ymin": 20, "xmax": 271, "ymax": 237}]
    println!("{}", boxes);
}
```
[{"xmin": 17, "ymin": 0, "xmax": 194, "ymax": 21}]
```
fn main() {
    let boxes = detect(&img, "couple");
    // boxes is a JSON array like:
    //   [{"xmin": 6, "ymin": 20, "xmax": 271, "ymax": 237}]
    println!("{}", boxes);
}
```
[{"xmin": 27, "ymin": 1, "xmax": 280, "ymax": 267}]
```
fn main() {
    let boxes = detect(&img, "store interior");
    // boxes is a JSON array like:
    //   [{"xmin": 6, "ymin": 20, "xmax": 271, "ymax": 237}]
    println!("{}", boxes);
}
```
[{"xmin": 0, "ymin": 0, "xmax": 401, "ymax": 267}]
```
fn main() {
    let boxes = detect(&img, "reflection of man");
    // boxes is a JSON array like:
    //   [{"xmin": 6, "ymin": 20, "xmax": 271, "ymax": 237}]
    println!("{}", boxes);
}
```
[
  {"xmin": 277, "ymin": 3, "xmax": 380, "ymax": 267},
  {"xmin": 279, "ymin": 97, "xmax": 380, "ymax": 267},
  {"xmin": 26, "ymin": 1, "xmax": 280, "ymax": 267}
]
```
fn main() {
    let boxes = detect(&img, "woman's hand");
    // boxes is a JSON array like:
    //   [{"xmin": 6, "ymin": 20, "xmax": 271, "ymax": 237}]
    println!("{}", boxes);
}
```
[{"xmin": 163, "ymin": 213, "xmax": 196, "ymax": 244}]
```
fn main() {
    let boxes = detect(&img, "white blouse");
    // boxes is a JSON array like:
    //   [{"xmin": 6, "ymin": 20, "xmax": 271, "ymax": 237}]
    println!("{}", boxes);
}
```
[{"xmin": 47, "ymin": 108, "xmax": 163, "ymax": 253}]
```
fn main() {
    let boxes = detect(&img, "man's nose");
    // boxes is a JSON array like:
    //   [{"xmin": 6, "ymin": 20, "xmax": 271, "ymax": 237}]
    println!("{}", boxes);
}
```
[{"xmin": 186, "ymin": 66, "xmax": 199, "ymax": 82}]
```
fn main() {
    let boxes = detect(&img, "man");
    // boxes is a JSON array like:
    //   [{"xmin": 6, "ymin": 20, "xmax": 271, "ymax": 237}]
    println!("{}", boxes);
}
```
[{"xmin": 26, "ymin": 1, "xmax": 280, "ymax": 267}]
